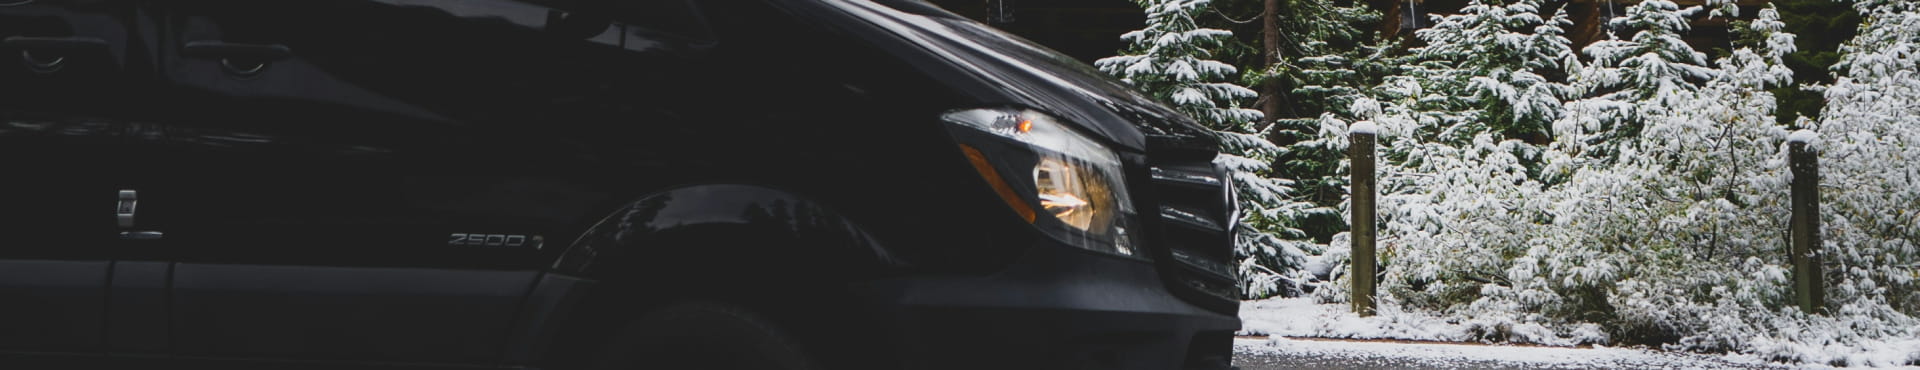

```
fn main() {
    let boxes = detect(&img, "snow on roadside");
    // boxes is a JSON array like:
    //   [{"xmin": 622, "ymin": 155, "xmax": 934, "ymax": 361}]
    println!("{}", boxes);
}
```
[
  {"xmin": 1234, "ymin": 297, "xmax": 1786, "ymax": 368},
  {"xmin": 1239, "ymin": 297, "xmax": 1600, "ymax": 346},
  {"xmin": 1240, "ymin": 297, "xmax": 1920, "ymax": 367},
  {"xmin": 1239, "ymin": 297, "xmax": 1475, "ymax": 342},
  {"xmin": 1234, "ymin": 337, "xmax": 1785, "ymax": 369}
]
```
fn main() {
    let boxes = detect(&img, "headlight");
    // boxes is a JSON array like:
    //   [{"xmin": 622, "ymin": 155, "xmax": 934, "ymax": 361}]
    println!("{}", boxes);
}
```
[{"xmin": 942, "ymin": 108, "xmax": 1140, "ymax": 258}]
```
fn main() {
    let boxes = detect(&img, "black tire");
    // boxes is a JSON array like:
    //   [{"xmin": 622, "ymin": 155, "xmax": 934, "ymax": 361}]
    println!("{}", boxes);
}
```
[{"xmin": 589, "ymin": 301, "xmax": 819, "ymax": 370}]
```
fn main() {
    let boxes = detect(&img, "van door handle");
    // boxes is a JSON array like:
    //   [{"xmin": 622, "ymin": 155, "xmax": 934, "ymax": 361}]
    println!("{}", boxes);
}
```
[
  {"xmin": 182, "ymin": 41, "xmax": 291, "ymax": 76},
  {"xmin": 4, "ymin": 36, "xmax": 108, "ymax": 72},
  {"xmin": 181, "ymin": 41, "xmax": 291, "ymax": 60}
]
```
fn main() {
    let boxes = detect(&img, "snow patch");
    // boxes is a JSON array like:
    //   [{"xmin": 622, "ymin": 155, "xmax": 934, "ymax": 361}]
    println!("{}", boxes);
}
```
[
  {"xmin": 1786, "ymin": 129, "xmax": 1819, "ymax": 145},
  {"xmin": 1239, "ymin": 298, "xmax": 1605, "ymax": 347},
  {"xmin": 1350, "ymin": 122, "xmax": 1381, "ymax": 135},
  {"xmin": 1239, "ymin": 298, "xmax": 1500, "ymax": 344}
]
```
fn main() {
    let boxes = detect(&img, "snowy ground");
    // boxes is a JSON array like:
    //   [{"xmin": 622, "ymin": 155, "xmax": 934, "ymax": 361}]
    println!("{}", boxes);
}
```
[
  {"xmin": 1234, "ymin": 337, "xmax": 1787, "ymax": 369},
  {"xmin": 1239, "ymin": 297, "xmax": 1578, "ymax": 344},
  {"xmin": 1234, "ymin": 298, "xmax": 1887, "ymax": 368}
]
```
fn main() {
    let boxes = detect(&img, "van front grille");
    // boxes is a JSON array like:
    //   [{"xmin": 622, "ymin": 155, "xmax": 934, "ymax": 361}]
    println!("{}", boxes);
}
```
[{"xmin": 1138, "ymin": 147, "xmax": 1239, "ymax": 313}]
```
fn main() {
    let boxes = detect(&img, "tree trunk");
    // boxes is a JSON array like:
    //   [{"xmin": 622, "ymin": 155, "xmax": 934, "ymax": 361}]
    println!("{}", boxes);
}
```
[{"xmin": 1261, "ymin": 0, "xmax": 1283, "ymax": 126}]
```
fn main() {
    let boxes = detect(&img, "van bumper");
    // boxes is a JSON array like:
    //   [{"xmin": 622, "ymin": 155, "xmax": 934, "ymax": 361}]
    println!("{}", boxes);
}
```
[{"xmin": 856, "ymin": 244, "xmax": 1240, "ymax": 370}]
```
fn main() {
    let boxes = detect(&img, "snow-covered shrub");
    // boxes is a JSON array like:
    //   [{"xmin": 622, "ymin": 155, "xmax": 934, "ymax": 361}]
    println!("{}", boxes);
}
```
[
  {"xmin": 1305, "ymin": 0, "xmax": 1574, "ymax": 308},
  {"xmin": 1516, "ymin": 3, "xmax": 1920, "ymax": 363},
  {"xmin": 1306, "ymin": 1, "xmax": 1918, "ymax": 363},
  {"xmin": 1724, "ymin": 0, "xmax": 1920, "ymax": 364},
  {"xmin": 1518, "ymin": 2, "xmax": 1795, "ymax": 343},
  {"xmin": 1812, "ymin": 0, "xmax": 1920, "ymax": 320}
]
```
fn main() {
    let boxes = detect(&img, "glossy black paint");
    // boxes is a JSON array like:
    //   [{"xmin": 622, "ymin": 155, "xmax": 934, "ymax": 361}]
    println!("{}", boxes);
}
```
[
  {"xmin": 552, "ymin": 184, "xmax": 908, "ymax": 278},
  {"xmin": 859, "ymin": 242, "xmax": 1240, "ymax": 370},
  {"xmin": 0, "ymin": 0, "xmax": 137, "ymax": 355},
  {"xmin": 1, "ymin": 0, "xmax": 1239, "ymax": 369},
  {"xmin": 799, "ymin": 0, "xmax": 1221, "ymax": 153},
  {"xmin": 813, "ymin": 0, "xmax": 1245, "ymax": 314}
]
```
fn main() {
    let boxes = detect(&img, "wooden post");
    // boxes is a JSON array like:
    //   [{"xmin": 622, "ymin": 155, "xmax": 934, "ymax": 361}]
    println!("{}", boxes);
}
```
[
  {"xmin": 1788, "ymin": 137, "xmax": 1825, "ymax": 314},
  {"xmin": 1350, "ymin": 126, "xmax": 1378, "ymax": 316}
]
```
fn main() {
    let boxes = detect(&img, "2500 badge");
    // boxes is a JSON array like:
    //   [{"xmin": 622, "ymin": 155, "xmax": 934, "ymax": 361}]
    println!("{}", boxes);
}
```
[{"xmin": 449, "ymin": 233, "xmax": 543, "ymax": 249}]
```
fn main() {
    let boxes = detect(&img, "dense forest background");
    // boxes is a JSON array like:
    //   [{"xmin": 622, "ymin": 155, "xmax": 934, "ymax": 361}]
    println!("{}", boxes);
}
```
[{"xmin": 938, "ymin": 0, "xmax": 1915, "ymax": 364}]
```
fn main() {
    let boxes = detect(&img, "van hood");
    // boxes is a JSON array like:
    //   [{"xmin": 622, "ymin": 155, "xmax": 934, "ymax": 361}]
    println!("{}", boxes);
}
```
[{"xmin": 811, "ymin": 0, "xmax": 1220, "ymax": 154}]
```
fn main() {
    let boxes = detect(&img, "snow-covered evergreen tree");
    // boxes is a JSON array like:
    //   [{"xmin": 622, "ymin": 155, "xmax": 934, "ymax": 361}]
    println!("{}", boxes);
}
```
[
  {"xmin": 1412, "ymin": 0, "xmax": 1576, "ymax": 140},
  {"xmin": 1251, "ymin": 0, "xmax": 1395, "ymax": 296},
  {"xmin": 1554, "ymin": 0, "xmax": 1720, "ymax": 164},
  {"xmin": 1761, "ymin": 0, "xmax": 1861, "ymax": 127},
  {"xmin": 1097, "ymin": 0, "xmax": 1317, "ymax": 297},
  {"xmin": 1258, "ymin": 0, "xmax": 1387, "ymax": 265},
  {"xmin": 1249, "ymin": 0, "xmax": 1382, "ymax": 118}
]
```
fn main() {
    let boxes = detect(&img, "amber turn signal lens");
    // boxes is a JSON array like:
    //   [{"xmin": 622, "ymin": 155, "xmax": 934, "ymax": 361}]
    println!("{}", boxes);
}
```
[{"xmin": 960, "ymin": 144, "xmax": 1037, "ymax": 223}]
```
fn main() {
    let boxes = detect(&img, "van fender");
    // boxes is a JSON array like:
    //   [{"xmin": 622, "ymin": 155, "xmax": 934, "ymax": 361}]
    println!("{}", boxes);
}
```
[{"xmin": 550, "ymin": 183, "xmax": 907, "ymax": 281}]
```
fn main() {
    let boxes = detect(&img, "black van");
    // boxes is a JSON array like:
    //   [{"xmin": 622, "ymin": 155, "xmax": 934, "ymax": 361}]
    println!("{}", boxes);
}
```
[{"xmin": 0, "ymin": 0, "xmax": 1240, "ymax": 369}]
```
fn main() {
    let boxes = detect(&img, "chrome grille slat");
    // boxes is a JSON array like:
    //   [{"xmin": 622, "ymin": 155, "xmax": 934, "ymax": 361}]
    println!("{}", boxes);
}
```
[
  {"xmin": 1159, "ymin": 206, "xmax": 1222, "ymax": 231},
  {"xmin": 1150, "ymin": 166, "xmax": 1222, "ymax": 187},
  {"xmin": 1171, "ymin": 249, "xmax": 1234, "ymax": 281}
]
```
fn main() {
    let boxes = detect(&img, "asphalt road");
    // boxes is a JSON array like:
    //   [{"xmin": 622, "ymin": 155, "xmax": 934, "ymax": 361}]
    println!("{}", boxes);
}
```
[{"xmin": 1232, "ymin": 338, "xmax": 1786, "ymax": 369}]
